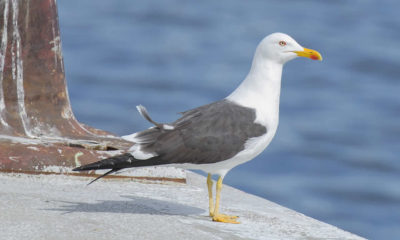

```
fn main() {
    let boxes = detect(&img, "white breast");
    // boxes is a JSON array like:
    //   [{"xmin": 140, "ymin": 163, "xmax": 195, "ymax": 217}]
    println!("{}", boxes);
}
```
[{"xmin": 188, "ymin": 57, "xmax": 283, "ymax": 177}]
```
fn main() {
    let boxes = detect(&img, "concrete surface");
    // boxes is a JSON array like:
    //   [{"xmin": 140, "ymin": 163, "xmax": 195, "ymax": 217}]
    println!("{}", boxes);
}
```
[{"xmin": 0, "ymin": 171, "xmax": 365, "ymax": 240}]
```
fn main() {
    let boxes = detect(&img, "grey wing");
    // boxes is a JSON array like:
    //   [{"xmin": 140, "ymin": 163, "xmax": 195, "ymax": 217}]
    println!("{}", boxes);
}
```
[{"xmin": 136, "ymin": 100, "xmax": 267, "ymax": 165}]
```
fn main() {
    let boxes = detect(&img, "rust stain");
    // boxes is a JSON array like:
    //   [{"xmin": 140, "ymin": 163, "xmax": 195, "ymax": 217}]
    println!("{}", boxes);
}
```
[{"xmin": 0, "ymin": 1, "xmax": 184, "ymax": 183}]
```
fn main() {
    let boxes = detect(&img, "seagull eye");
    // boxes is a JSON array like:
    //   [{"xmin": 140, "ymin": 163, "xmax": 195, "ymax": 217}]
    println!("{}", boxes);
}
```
[{"xmin": 279, "ymin": 41, "xmax": 287, "ymax": 46}]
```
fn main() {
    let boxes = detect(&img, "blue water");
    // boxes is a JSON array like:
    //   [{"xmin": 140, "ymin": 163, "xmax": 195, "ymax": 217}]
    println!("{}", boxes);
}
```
[{"xmin": 58, "ymin": 1, "xmax": 400, "ymax": 239}]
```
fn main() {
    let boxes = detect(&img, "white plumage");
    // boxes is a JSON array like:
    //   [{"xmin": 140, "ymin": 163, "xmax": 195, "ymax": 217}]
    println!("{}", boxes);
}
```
[{"xmin": 74, "ymin": 32, "xmax": 322, "ymax": 224}]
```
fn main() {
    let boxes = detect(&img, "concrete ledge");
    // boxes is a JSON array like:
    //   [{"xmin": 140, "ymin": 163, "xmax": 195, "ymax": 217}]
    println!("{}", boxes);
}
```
[{"xmin": 0, "ymin": 172, "xmax": 364, "ymax": 240}]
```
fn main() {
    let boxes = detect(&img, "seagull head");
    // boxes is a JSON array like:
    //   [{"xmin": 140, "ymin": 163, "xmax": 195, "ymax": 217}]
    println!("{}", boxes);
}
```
[{"xmin": 256, "ymin": 33, "xmax": 322, "ymax": 64}]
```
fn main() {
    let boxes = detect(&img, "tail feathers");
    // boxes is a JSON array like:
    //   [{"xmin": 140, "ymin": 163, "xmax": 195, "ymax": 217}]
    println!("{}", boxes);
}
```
[
  {"xmin": 136, "ymin": 105, "xmax": 175, "ymax": 131},
  {"xmin": 73, "ymin": 153, "xmax": 135, "ymax": 171},
  {"xmin": 136, "ymin": 105, "xmax": 162, "ymax": 128},
  {"xmin": 72, "ymin": 153, "xmax": 163, "ymax": 184},
  {"xmin": 87, "ymin": 168, "xmax": 121, "ymax": 185},
  {"xmin": 73, "ymin": 153, "xmax": 136, "ymax": 184}
]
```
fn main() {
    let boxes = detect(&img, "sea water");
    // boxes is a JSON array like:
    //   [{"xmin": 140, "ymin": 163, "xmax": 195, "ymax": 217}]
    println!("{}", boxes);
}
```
[{"xmin": 59, "ymin": 1, "xmax": 400, "ymax": 239}]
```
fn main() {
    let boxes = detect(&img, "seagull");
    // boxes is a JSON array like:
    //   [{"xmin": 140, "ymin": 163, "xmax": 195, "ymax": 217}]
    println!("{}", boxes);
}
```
[{"xmin": 73, "ymin": 33, "xmax": 322, "ymax": 224}]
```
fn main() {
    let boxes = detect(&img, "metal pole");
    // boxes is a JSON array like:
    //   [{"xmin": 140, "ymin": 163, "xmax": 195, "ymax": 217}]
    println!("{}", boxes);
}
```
[{"xmin": 0, "ymin": 0, "xmax": 136, "ymax": 176}]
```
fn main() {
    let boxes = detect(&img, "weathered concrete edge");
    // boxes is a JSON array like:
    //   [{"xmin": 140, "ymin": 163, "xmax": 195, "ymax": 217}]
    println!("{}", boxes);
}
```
[
  {"xmin": 185, "ymin": 171, "xmax": 365, "ymax": 240},
  {"xmin": 0, "ymin": 170, "xmax": 365, "ymax": 240}
]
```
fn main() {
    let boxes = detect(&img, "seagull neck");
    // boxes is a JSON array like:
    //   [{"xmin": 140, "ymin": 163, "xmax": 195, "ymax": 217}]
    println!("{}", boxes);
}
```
[{"xmin": 227, "ymin": 59, "xmax": 283, "ymax": 114}]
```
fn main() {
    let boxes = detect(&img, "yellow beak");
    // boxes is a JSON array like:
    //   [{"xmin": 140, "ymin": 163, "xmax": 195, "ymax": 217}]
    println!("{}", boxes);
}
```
[{"xmin": 293, "ymin": 48, "xmax": 323, "ymax": 61}]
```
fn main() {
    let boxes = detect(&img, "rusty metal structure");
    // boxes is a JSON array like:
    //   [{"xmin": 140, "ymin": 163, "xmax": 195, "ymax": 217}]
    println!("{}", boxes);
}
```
[{"xmin": 0, "ymin": 0, "xmax": 185, "ymax": 182}]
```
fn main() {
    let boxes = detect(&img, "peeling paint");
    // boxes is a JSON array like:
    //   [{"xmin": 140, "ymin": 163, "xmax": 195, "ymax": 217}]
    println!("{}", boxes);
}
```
[
  {"xmin": 0, "ymin": 0, "xmax": 9, "ymax": 127},
  {"xmin": 49, "ymin": 36, "xmax": 62, "ymax": 71},
  {"xmin": 11, "ymin": 0, "xmax": 33, "ymax": 137},
  {"xmin": 61, "ymin": 105, "xmax": 73, "ymax": 119},
  {"xmin": 29, "ymin": 120, "xmax": 61, "ymax": 137},
  {"xmin": 74, "ymin": 152, "xmax": 83, "ymax": 167},
  {"xmin": 77, "ymin": 124, "xmax": 98, "ymax": 137},
  {"xmin": 49, "ymin": 0, "xmax": 64, "ymax": 74},
  {"xmin": 0, "ymin": 134, "xmax": 39, "ymax": 145},
  {"xmin": 27, "ymin": 146, "xmax": 39, "ymax": 151},
  {"xmin": 0, "ymin": 1, "xmax": 156, "ymax": 181},
  {"xmin": 9, "ymin": 156, "xmax": 20, "ymax": 162}
]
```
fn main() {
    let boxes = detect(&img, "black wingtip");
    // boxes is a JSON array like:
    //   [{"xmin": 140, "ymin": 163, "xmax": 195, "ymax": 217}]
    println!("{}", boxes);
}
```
[
  {"xmin": 72, "ymin": 166, "xmax": 83, "ymax": 171},
  {"xmin": 87, "ymin": 168, "xmax": 121, "ymax": 186},
  {"xmin": 73, "ymin": 165, "xmax": 97, "ymax": 171}
]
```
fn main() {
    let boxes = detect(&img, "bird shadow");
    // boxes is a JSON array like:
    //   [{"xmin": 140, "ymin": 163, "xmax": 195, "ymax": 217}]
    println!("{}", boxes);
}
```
[{"xmin": 46, "ymin": 195, "xmax": 204, "ymax": 216}]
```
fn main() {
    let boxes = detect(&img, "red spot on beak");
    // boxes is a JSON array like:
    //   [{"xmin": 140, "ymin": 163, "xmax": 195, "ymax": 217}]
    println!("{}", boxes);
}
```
[{"xmin": 310, "ymin": 55, "xmax": 319, "ymax": 60}]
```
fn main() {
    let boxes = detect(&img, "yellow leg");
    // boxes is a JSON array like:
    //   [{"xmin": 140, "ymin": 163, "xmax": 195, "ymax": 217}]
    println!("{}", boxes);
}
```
[
  {"xmin": 207, "ymin": 173, "xmax": 214, "ymax": 216},
  {"xmin": 212, "ymin": 176, "xmax": 239, "ymax": 224}
]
